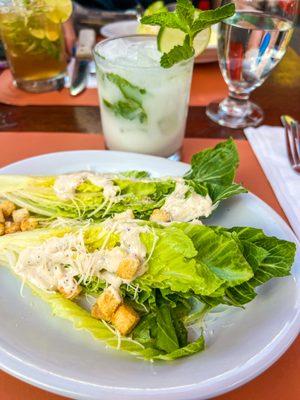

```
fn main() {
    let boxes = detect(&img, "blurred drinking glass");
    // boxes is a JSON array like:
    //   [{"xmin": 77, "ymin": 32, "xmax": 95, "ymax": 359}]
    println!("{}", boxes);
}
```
[
  {"xmin": 0, "ymin": 0, "xmax": 72, "ymax": 93},
  {"xmin": 206, "ymin": 0, "xmax": 298, "ymax": 128}
]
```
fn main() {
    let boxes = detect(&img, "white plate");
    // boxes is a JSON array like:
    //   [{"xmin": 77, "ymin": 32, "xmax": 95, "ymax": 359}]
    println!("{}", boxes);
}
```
[
  {"xmin": 101, "ymin": 20, "xmax": 139, "ymax": 39},
  {"xmin": 0, "ymin": 150, "xmax": 299, "ymax": 400},
  {"xmin": 100, "ymin": 21, "xmax": 218, "ymax": 63}
]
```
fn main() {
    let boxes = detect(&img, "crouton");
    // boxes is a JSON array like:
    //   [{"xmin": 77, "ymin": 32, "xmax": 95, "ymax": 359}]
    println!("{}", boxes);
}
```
[
  {"xmin": 0, "ymin": 209, "xmax": 4, "ymax": 223},
  {"xmin": 95, "ymin": 287, "xmax": 123, "ymax": 321},
  {"xmin": 58, "ymin": 284, "xmax": 82, "ymax": 300},
  {"xmin": 91, "ymin": 303, "xmax": 103, "ymax": 319},
  {"xmin": 150, "ymin": 209, "xmax": 171, "ymax": 223},
  {"xmin": 12, "ymin": 208, "xmax": 30, "ymax": 223},
  {"xmin": 0, "ymin": 223, "xmax": 4, "ymax": 236},
  {"xmin": 116, "ymin": 257, "xmax": 140, "ymax": 280},
  {"xmin": 0, "ymin": 201, "xmax": 16, "ymax": 218},
  {"xmin": 20, "ymin": 217, "xmax": 38, "ymax": 232},
  {"xmin": 4, "ymin": 221, "xmax": 20, "ymax": 234},
  {"xmin": 111, "ymin": 304, "xmax": 140, "ymax": 336}
]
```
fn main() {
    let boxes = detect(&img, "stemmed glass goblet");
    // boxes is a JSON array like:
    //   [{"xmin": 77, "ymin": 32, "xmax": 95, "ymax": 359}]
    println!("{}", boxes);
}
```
[{"xmin": 206, "ymin": 0, "xmax": 298, "ymax": 129}]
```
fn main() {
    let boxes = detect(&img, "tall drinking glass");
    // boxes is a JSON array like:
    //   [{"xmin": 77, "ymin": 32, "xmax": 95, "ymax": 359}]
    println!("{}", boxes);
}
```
[
  {"xmin": 0, "ymin": 1, "xmax": 67, "ymax": 93},
  {"xmin": 94, "ymin": 35, "xmax": 194, "ymax": 160},
  {"xmin": 206, "ymin": 0, "xmax": 297, "ymax": 128}
]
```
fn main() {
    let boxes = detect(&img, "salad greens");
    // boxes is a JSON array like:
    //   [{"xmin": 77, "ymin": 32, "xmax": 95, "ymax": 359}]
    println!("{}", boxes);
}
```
[
  {"xmin": 0, "ymin": 137, "xmax": 296, "ymax": 362},
  {"xmin": 0, "ymin": 139, "xmax": 246, "ymax": 222},
  {"xmin": 0, "ymin": 220, "xmax": 295, "ymax": 360}
]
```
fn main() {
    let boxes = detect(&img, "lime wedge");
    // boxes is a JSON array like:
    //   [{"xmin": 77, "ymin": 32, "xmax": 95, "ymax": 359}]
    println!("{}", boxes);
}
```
[
  {"xmin": 45, "ymin": 20, "xmax": 60, "ymax": 41},
  {"xmin": 28, "ymin": 15, "xmax": 46, "ymax": 39},
  {"xmin": 136, "ymin": 24, "xmax": 160, "ymax": 35},
  {"xmin": 158, "ymin": 26, "xmax": 211, "ymax": 57},
  {"xmin": 137, "ymin": 0, "xmax": 166, "ymax": 34},
  {"xmin": 144, "ymin": 1, "xmax": 167, "ymax": 16},
  {"xmin": 46, "ymin": 0, "xmax": 73, "ymax": 24}
]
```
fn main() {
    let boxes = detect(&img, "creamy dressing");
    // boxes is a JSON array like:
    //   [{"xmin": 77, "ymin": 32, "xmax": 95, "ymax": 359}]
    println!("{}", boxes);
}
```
[
  {"xmin": 161, "ymin": 179, "xmax": 213, "ymax": 222},
  {"xmin": 99, "ymin": 271, "xmax": 123, "ymax": 288},
  {"xmin": 14, "ymin": 215, "xmax": 151, "ymax": 294},
  {"xmin": 53, "ymin": 172, "xmax": 214, "ymax": 222},
  {"xmin": 14, "ymin": 234, "xmax": 82, "ymax": 292},
  {"xmin": 53, "ymin": 173, "xmax": 87, "ymax": 200},
  {"xmin": 103, "ymin": 212, "xmax": 149, "ymax": 260},
  {"xmin": 53, "ymin": 172, "xmax": 119, "ymax": 200},
  {"xmin": 88, "ymin": 176, "xmax": 119, "ymax": 198}
]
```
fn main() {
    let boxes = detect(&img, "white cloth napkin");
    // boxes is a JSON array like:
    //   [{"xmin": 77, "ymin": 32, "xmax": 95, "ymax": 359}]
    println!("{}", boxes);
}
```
[{"xmin": 245, "ymin": 125, "xmax": 300, "ymax": 239}]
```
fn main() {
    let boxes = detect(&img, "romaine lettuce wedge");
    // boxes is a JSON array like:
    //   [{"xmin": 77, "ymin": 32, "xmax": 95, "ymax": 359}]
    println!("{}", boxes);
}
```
[
  {"xmin": 0, "ymin": 139, "xmax": 246, "ymax": 222},
  {"xmin": 0, "ymin": 220, "xmax": 295, "ymax": 360}
]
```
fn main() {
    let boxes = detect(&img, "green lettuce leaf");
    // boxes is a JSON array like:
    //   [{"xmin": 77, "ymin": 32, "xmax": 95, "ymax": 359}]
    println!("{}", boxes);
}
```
[
  {"xmin": 0, "ymin": 139, "xmax": 245, "ymax": 222},
  {"xmin": 184, "ymin": 138, "xmax": 247, "ymax": 203},
  {"xmin": 156, "ymin": 303, "xmax": 180, "ymax": 353},
  {"xmin": 30, "ymin": 286, "xmax": 147, "ymax": 355},
  {"xmin": 0, "ymin": 220, "xmax": 296, "ymax": 361},
  {"xmin": 132, "ymin": 298, "xmax": 191, "ymax": 356},
  {"xmin": 185, "ymin": 139, "xmax": 238, "ymax": 185},
  {"xmin": 201, "ymin": 226, "xmax": 296, "ymax": 306},
  {"xmin": 224, "ymin": 227, "xmax": 296, "ymax": 304},
  {"xmin": 29, "ymin": 285, "xmax": 203, "ymax": 360},
  {"xmin": 120, "ymin": 170, "xmax": 150, "ymax": 179},
  {"xmin": 155, "ymin": 335, "xmax": 205, "ymax": 360},
  {"xmin": 138, "ymin": 226, "xmax": 224, "ymax": 295},
  {"xmin": 173, "ymin": 223, "xmax": 254, "ymax": 286}
]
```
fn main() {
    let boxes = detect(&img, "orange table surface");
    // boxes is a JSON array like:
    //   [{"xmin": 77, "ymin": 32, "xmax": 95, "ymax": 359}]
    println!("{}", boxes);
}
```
[
  {"xmin": 0, "ymin": 63, "xmax": 227, "ymax": 107},
  {"xmin": 0, "ymin": 132, "xmax": 298, "ymax": 400}
]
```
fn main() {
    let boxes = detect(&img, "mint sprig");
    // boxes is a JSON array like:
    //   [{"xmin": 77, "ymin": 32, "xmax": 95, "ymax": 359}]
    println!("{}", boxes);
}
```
[
  {"xmin": 140, "ymin": 12, "xmax": 189, "ymax": 32},
  {"xmin": 141, "ymin": 0, "xmax": 235, "ymax": 68},
  {"xmin": 161, "ymin": 36, "xmax": 194, "ymax": 68},
  {"xmin": 176, "ymin": 0, "xmax": 196, "ymax": 28},
  {"xmin": 191, "ymin": 5, "xmax": 235, "ymax": 34}
]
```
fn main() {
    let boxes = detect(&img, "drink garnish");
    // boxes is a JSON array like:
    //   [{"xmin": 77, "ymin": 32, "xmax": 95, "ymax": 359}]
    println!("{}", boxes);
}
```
[{"xmin": 140, "ymin": 0, "xmax": 235, "ymax": 68}]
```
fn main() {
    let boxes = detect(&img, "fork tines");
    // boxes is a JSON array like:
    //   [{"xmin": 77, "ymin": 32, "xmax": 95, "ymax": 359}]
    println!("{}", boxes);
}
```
[{"xmin": 285, "ymin": 121, "xmax": 300, "ymax": 173}]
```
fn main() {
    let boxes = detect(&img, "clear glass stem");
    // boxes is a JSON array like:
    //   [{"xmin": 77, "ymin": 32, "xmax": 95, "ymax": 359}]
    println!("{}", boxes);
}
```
[
  {"xmin": 219, "ymin": 91, "xmax": 251, "ymax": 118},
  {"xmin": 206, "ymin": 89, "xmax": 264, "ymax": 129}
]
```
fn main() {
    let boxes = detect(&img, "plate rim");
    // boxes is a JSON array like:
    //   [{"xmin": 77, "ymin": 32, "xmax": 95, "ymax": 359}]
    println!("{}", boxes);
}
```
[
  {"xmin": 0, "ymin": 149, "xmax": 299, "ymax": 400},
  {"xmin": 0, "ymin": 149, "xmax": 190, "ymax": 175},
  {"xmin": 100, "ymin": 20, "xmax": 139, "ymax": 39}
]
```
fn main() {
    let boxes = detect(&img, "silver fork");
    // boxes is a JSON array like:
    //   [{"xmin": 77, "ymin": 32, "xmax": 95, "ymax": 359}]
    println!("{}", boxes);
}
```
[{"xmin": 281, "ymin": 115, "xmax": 300, "ymax": 173}]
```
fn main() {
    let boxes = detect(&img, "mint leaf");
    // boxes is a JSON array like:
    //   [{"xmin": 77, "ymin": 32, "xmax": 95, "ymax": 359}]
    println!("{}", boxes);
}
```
[
  {"xmin": 160, "ymin": 40, "xmax": 194, "ymax": 68},
  {"xmin": 103, "ymin": 99, "xmax": 147, "ymax": 123},
  {"xmin": 105, "ymin": 73, "xmax": 146, "ymax": 106},
  {"xmin": 103, "ymin": 73, "xmax": 147, "ymax": 123},
  {"xmin": 176, "ymin": 0, "xmax": 195, "ymax": 28},
  {"xmin": 40, "ymin": 38, "xmax": 61, "ymax": 61},
  {"xmin": 191, "ymin": 3, "xmax": 235, "ymax": 36},
  {"xmin": 141, "ymin": 12, "xmax": 189, "ymax": 33}
]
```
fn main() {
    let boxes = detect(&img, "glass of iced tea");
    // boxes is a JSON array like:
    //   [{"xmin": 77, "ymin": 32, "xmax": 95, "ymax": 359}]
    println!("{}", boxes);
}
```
[{"xmin": 0, "ymin": 0, "xmax": 72, "ymax": 93}]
